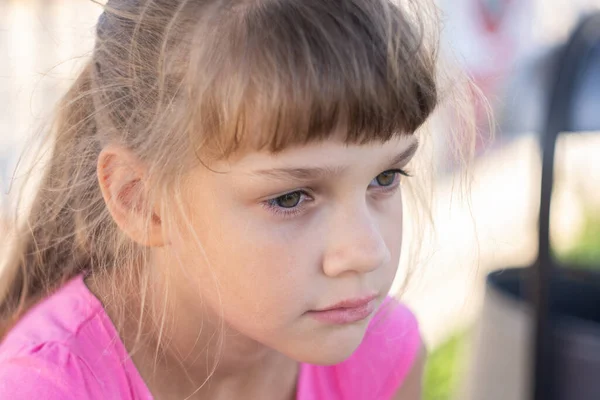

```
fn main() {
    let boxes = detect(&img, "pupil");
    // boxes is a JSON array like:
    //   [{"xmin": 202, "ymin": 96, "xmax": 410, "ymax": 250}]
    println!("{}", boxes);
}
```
[
  {"xmin": 376, "ymin": 172, "xmax": 395, "ymax": 186},
  {"xmin": 277, "ymin": 192, "xmax": 301, "ymax": 208}
]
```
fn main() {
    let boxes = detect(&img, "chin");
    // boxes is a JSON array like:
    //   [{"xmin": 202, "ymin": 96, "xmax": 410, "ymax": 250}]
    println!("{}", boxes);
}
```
[{"xmin": 293, "ymin": 321, "xmax": 371, "ymax": 366}]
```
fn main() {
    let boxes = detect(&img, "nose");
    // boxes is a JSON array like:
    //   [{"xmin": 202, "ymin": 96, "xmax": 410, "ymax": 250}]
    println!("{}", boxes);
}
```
[{"xmin": 321, "ymin": 205, "xmax": 391, "ymax": 278}]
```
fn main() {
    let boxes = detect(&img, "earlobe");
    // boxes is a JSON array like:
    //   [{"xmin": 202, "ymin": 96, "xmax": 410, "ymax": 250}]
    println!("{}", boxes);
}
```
[{"xmin": 97, "ymin": 146, "xmax": 167, "ymax": 247}]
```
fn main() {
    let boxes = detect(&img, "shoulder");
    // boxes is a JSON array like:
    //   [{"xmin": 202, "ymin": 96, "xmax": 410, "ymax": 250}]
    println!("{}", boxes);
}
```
[
  {"xmin": 0, "ymin": 275, "xmax": 103, "ymax": 351},
  {"xmin": 348, "ymin": 298, "xmax": 423, "ymax": 398},
  {"xmin": 0, "ymin": 276, "xmax": 141, "ymax": 399},
  {"xmin": 389, "ymin": 342, "xmax": 426, "ymax": 400},
  {"xmin": 0, "ymin": 341, "xmax": 104, "ymax": 399}
]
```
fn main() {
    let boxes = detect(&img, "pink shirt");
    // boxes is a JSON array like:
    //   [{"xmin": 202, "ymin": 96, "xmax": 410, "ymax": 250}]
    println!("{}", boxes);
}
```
[{"xmin": 0, "ymin": 275, "xmax": 421, "ymax": 399}]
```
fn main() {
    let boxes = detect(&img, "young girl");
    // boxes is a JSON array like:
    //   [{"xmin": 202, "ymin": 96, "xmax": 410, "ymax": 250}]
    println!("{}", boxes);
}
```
[{"xmin": 0, "ymin": 0, "xmax": 471, "ymax": 398}]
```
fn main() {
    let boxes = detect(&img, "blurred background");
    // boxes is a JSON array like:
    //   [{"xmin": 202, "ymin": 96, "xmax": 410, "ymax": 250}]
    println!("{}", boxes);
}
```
[{"xmin": 0, "ymin": 1, "xmax": 599, "ymax": 399}]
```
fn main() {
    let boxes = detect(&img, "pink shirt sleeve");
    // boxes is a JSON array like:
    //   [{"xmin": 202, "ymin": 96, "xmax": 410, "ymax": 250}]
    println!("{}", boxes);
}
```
[
  {"xmin": 0, "ymin": 275, "xmax": 152, "ymax": 400},
  {"xmin": 0, "ymin": 342, "xmax": 104, "ymax": 399},
  {"xmin": 297, "ymin": 298, "xmax": 422, "ymax": 400}
]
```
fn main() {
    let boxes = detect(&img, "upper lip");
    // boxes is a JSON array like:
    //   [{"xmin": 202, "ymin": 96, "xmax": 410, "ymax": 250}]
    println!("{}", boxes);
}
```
[{"xmin": 314, "ymin": 294, "xmax": 378, "ymax": 312}]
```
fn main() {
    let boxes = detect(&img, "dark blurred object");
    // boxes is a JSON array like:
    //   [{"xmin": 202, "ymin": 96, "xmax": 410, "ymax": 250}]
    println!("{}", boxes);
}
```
[
  {"xmin": 469, "ymin": 11, "xmax": 600, "ymax": 400},
  {"xmin": 533, "ymin": 10, "xmax": 600, "ymax": 400},
  {"xmin": 484, "ymin": 267, "xmax": 600, "ymax": 400}
]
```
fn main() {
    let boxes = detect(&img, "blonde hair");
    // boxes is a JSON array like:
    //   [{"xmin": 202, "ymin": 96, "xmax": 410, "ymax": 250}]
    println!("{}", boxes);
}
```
[{"xmin": 0, "ymin": 0, "xmax": 478, "ymax": 354}]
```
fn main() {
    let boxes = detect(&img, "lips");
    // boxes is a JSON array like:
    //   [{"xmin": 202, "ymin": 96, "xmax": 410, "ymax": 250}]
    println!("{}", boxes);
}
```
[{"xmin": 308, "ymin": 295, "xmax": 378, "ymax": 325}]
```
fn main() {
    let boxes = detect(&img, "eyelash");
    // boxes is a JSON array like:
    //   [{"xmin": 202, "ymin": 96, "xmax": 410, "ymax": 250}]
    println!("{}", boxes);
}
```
[{"xmin": 262, "ymin": 168, "xmax": 410, "ymax": 218}]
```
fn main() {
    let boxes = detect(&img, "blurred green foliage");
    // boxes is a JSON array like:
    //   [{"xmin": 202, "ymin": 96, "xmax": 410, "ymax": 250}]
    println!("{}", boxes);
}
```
[
  {"xmin": 558, "ymin": 213, "xmax": 600, "ymax": 268},
  {"xmin": 423, "ymin": 331, "xmax": 469, "ymax": 400}
]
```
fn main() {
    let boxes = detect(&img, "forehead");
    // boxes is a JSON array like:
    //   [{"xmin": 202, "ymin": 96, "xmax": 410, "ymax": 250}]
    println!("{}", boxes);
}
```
[{"xmin": 213, "ymin": 135, "xmax": 418, "ymax": 171}]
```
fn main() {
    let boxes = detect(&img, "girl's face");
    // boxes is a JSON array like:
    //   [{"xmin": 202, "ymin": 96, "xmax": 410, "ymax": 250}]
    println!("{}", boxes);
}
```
[{"xmin": 166, "ymin": 135, "xmax": 417, "ymax": 365}]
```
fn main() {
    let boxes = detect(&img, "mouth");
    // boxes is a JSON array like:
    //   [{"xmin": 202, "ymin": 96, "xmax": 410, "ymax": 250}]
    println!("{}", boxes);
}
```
[{"xmin": 308, "ymin": 295, "xmax": 378, "ymax": 325}]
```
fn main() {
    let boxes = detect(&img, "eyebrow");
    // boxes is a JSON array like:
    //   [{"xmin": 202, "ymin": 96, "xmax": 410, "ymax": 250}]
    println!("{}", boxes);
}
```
[{"xmin": 252, "ymin": 140, "xmax": 419, "ymax": 181}]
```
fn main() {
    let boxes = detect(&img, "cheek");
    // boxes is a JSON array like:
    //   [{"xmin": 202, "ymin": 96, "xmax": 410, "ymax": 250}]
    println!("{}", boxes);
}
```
[
  {"xmin": 380, "ymin": 192, "xmax": 404, "ymax": 277},
  {"xmin": 173, "ymin": 191, "xmax": 316, "ymax": 328}
]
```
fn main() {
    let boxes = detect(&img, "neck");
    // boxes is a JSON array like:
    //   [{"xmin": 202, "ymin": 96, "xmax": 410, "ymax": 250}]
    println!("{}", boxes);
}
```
[{"xmin": 86, "ymin": 269, "xmax": 299, "ymax": 400}]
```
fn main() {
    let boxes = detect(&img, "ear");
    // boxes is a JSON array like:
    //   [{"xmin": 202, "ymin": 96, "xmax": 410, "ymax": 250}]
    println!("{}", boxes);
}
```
[{"xmin": 97, "ymin": 145, "xmax": 168, "ymax": 247}]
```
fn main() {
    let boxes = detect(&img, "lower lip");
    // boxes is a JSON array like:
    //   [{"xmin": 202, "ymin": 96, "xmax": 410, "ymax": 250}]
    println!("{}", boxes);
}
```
[{"xmin": 309, "ymin": 300, "xmax": 377, "ymax": 325}]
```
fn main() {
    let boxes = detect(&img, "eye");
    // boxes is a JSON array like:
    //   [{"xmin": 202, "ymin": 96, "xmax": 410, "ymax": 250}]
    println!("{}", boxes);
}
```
[
  {"xmin": 371, "ymin": 169, "xmax": 409, "ymax": 188},
  {"xmin": 262, "ymin": 190, "xmax": 312, "ymax": 218},
  {"xmin": 375, "ymin": 171, "xmax": 397, "ymax": 187},
  {"xmin": 274, "ymin": 191, "xmax": 303, "ymax": 208}
]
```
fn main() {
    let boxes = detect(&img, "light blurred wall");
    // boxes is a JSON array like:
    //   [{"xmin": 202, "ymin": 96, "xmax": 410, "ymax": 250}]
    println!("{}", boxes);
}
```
[{"xmin": 0, "ymin": 0, "xmax": 101, "ymax": 212}]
